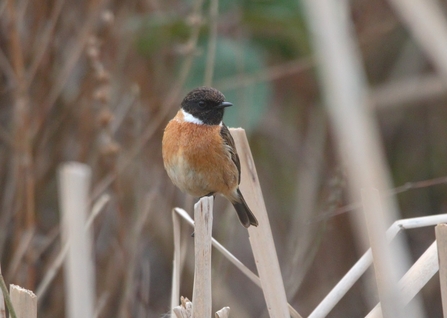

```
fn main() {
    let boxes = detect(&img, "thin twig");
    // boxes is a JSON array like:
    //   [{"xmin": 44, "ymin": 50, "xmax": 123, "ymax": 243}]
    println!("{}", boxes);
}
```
[
  {"xmin": 26, "ymin": 0, "xmax": 65, "ymax": 85},
  {"xmin": 392, "ymin": 176, "xmax": 447, "ymax": 194},
  {"xmin": 0, "ymin": 272, "xmax": 17, "ymax": 318},
  {"xmin": 313, "ymin": 175, "xmax": 447, "ymax": 222},
  {"xmin": 191, "ymin": 197, "xmax": 213, "ymax": 318}
]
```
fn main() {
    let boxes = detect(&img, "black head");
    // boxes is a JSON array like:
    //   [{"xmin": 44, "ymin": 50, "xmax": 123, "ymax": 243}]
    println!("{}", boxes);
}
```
[{"xmin": 181, "ymin": 87, "xmax": 233, "ymax": 125}]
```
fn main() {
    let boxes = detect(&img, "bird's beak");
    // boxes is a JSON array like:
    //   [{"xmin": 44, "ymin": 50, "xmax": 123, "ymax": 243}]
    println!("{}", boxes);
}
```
[{"xmin": 217, "ymin": 101, "xmax": 233, "ymax": 108}]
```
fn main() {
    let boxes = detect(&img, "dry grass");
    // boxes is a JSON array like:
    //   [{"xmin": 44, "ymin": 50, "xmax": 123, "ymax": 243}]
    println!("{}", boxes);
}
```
[{"xmin": 1, "ymin": 0, "xmax": 447, "ymax": 317}]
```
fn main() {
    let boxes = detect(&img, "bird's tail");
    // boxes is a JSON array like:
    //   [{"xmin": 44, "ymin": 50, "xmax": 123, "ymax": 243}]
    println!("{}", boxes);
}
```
[{"xmin": 232, "ymin": 188, "xmax": 259, "ymax": 228}]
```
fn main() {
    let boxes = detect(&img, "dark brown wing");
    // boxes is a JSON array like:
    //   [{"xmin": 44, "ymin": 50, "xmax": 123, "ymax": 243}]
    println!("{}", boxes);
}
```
[{"xmin": 220, "ymin": 124, "xmax": 241, "ymax": 183}]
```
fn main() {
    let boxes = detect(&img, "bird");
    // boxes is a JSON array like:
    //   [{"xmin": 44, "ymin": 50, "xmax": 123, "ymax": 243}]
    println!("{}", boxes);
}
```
[{"xmin": 162, "ymin": 86, "xmax": 259, "ymax": 228}]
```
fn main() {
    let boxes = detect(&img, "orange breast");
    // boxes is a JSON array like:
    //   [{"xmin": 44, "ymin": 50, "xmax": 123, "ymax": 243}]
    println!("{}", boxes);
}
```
[{"xmin": 162, "ymin": 111, "xmax": 238, "ymax": 197}]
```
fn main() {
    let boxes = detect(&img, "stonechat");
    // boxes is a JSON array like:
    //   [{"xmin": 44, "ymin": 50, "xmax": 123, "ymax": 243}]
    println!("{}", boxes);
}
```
[{"xmin": 162, "ymin": 87, "xmax": 259, "ymax": 228}]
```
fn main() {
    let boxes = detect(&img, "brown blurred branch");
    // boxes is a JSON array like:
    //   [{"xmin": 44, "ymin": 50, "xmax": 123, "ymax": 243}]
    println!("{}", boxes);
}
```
[
  {"xmin": 5, "ymin": 0, "xmax": 39, "ymax": 293},
  {"xmin": 35, "ymin": 0, "xmax": 109, "ymax": 137},
  {"xmin": 0, "ymin": 47, "xmax": 17, "ymax": 88},
  {"xmin": 26, "ymin": 0, "xmax": 65, "ymax": 85},
  {"xmin": 7, "ymin": 0, "xmax": 35, "ymax": 239},
  {"xmin": 204, "ymin": 0, "xmax": 218, "ymax": 86}
]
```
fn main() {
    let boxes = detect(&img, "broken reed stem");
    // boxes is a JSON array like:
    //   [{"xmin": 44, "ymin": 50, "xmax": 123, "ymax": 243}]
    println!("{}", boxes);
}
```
[
  {"xmin": 170, "ymin": 210, "xmax": 182, "ymax": 312},
  {"xmin": 215, "ymin": 306, "xmax": 230, "ymax": 318},
  {"xmin": 58, "ymin": 162, "xmax": 95, "ymax": 318},
  {"xmin": 230, "ymin": 128, "xmax": 294, "ymax": 318},
  {"xmin": 173, "ymin": 207, "xmax": 302, "ymax": 318},
  {"xmin": 191, "ymin": 196, "xmax": 213, "ymax": 318},
  {"xmin": 172, "ymin": 296, "xmax": 193, "ymax": 318},
  {"xmin": 10, "ymin": 285, "xmax": 37, "ymax": 318},
  {"xmin": 435, "ymin": 224, "xmax": 447, "ymax": 317}
]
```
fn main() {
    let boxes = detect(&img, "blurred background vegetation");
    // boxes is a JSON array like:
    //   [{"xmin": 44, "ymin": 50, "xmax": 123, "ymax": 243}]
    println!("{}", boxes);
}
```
[{"xmin": 1, "ymin": 0, "xmax": 447, "ymax": 316}]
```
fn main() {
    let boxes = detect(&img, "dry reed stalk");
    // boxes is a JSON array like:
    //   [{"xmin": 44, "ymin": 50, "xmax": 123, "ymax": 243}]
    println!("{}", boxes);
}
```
[
  {"xmin": 58, "ymin": 162, "xmax": 95, "ymax": 318},
  {"xmin": 301, "ymin": 1, "xmax": 418, "ymax": 317},
  {"xmin": 191, "ymin": 196, "xmax": 213, "ymax": 318},
  {"xmin": 173, "ymin": 207, "xmax": 302, "ymax": 318},
  {"xmin": 7, "ymin": 2, "xmax": 36, "ymax": 289},
  {"xmin": 229, "ymin": 128, "xmax": 292, "ymax": 318},
  {"xmin": 309, "ymin": 250, "xmax": 372, "ymax": 318},
  {"xmin": 366, "ymin": 241, "xmax": 438, "ymax": 318},
  {"xmin": 174, "ymin": 207, "xmax": 260, "ymax": 285},
  {"xmin": 287, "ymin": 108, "xmax": 327, "ymax": 297},
  {"xmin": 93, "ymin": 292, "xmax": 110, "ymax": 318},
  {"xmin": 170, "ymin": 209, "xmax": 182, "ymax": 312},
  {"xmin": 370, "ymin": 35, "xmax": 441, "ymax": 108},
  {"xmin": 387, "ymin": 0, "xmax": 447, "ymax": 77},
  {"xmin": 36, "ymin": 194, "xmax": 109, "ymax": 300},
  {"xmin": 215, "ymin": 306, "xmax": 230, "ymax": 318},
  {"xmin": 117, "ymin": 193, "xmax": 154, "ymax": 317},
  {"xmin": 6, "ymin": 230, "xmax": 34, "ymax": 279},
  {"xmin": 361, "ymin": 188, "xmax": 408, "ymax": 316},
  {"xmin": 172, "ymin": 296, "xmax": 193, "ymax": 318},
  {"xmin": 9, "ymin": 285, "xmax": 36, "ymax": 318},
  {"xmin": 309, "ymin": 213, "xmax": 447, "ymax": 318},
  {"xmin": 435, "ymin": 224, "xmax": 447, "ymax": 317},
  {"xmin": 372, "ymin": 75, "xmax": 447, "ymax": 109}
]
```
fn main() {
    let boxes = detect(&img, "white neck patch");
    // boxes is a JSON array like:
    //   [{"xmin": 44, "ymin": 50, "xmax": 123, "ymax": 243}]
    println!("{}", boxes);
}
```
[{"xmin": 181, "ymin": 109, "xmax": 204, "ymax": 125}]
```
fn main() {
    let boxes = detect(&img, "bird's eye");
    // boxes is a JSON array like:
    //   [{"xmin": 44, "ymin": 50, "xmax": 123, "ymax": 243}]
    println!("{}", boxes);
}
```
[{"xmin": 198, "ymin": 101, "xmax": 206, "ymax": 108}]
